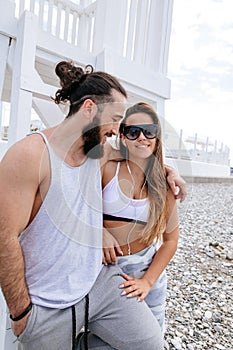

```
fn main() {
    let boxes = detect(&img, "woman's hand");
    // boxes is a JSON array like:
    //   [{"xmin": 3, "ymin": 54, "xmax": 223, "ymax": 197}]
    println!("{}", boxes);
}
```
[
  {"xmin": 119, "ymin": 273, "xmax": 152, "ymax": 302},
  {"xmin": 102, "ymin": 229, "xmax": 123, "ymax": 265}
]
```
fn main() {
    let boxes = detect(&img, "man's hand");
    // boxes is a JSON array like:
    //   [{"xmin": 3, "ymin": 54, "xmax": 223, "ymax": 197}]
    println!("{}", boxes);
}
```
[
  {"xmin": 119, "ymin": 273, "xmax": 151, "ymax": 302},
  {"xmin": 102, "ymin": 229, "xmax": 123, "ymax": 265},
  {"xmin": 12, "ymin": 311, "xmax": 31, "ymax": 337},
  {"xmin": 165, "ymin": 166, "xmax": 187, "ymax": 202}
]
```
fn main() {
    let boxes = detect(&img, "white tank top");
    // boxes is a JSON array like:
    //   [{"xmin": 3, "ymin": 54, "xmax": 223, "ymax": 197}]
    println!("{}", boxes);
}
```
[
  {"xmin": 19, "ymin": 132, "xmax": 103, "ymax": 308},
  {"xmin": 103, "ymin": 162, "xmax": 149, "ymax": 224}
]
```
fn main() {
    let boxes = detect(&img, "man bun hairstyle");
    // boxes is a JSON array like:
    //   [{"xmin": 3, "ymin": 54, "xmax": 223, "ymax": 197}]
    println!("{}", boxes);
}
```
[{"xmin": 54, "ymin": 61, "xmax": 127, "ymax": 117}]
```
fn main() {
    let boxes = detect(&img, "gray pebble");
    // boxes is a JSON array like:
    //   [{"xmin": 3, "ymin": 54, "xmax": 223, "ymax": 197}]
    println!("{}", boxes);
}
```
[{"xmin": 164, "ymin": 183, "xmax": 233, "ymax": 349}]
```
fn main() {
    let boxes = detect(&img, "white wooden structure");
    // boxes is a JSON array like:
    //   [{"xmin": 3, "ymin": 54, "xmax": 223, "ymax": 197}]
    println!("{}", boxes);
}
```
[
  {"xmin": 0, "ymin": 0, "xmax": 175, "ymax": 348},
  {"xmin": 0, "ymin": 0, "xmax": 173, "ymax": 143}
]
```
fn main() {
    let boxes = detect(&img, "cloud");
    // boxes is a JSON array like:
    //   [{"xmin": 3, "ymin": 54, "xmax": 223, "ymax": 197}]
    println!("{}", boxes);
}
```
[{"xmin": 167, "ymin": 0, "xmax": 233, "ymax": 164}]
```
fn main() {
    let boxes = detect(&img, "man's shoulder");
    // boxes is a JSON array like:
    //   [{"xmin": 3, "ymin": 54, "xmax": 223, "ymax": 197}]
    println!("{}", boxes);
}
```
[{"xmin": 1, "ymin": 133, "xmax": 48, "ymax": 177}]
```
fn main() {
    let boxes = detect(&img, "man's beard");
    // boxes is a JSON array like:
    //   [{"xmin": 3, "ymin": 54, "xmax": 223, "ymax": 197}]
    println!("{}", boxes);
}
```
[{"xmin": 82, "ymin": 118, "xmax": 104, "ymax": 159}]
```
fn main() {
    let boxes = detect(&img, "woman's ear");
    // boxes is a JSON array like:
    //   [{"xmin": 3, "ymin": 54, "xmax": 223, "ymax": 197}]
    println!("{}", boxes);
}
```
[{"xmin": 81, "ymin": 99, "xmax": 97, "ymax": 120}]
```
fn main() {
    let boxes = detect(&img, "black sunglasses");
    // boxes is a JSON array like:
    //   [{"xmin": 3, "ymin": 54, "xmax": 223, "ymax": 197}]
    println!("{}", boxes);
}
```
[{"xmin": 122, "ymin": 124, "xmax": 158, "ymax": 140}]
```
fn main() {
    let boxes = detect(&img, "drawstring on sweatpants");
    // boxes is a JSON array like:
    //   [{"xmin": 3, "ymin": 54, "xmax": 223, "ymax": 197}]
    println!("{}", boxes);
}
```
[
  {"xmin": 72, "ymin": 294, "xmax": 89, "ymax": 350},
  {"xmin": 72, "ymin": 305, "xmax": 76, "ymax": 350},
  {"xmin": 84, "ymin": 294, "xmax": 89, "ymax": 349}
]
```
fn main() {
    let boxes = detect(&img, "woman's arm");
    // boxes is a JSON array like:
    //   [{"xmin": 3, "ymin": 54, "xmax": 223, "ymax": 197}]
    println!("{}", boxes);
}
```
[
  {"xmin": 101, "ymin": 160, "xmax": 123, "ymax": 264},
  {"xmin": 120, "ymin": 190, "xmax": 179, "ymax": 301},
  {"xmin": 102, "ymin": 228, "xmax": 123, "ymax": 265}
]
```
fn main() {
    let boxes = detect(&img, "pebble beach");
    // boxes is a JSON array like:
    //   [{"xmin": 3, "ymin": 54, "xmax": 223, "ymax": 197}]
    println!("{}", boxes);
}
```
[{"xmin": 164, "ymin": 183, "xmax": 233, "ymax": 350}]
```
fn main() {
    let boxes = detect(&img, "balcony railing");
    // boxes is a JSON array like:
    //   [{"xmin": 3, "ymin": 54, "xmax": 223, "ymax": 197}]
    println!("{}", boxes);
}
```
[
  {"xmin": 13, "ymin": 0, "xmax": 168, "ymax": 71},
  {"xmin": 14, "ymin": 0, "xmax": 96, "ymax": 52},
  {"xmin": 165, "ymin": 129, "xmax": 230, "ymax": 166}
]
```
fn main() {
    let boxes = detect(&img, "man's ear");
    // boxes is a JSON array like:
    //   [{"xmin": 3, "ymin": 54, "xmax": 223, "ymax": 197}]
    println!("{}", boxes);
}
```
[
  {"xmin": 121, "ymin": 136, "xmax": 127, "ymax": 147},
  {"xmin": 81, "ymin": 99, "xmax": 97, "ymax": 120}
]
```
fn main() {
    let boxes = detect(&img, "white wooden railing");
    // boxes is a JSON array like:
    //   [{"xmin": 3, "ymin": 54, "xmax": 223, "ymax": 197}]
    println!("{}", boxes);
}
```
[
  {"xmin": 12, "ymin": 0, "xmax": 171, "ymax": 72},
  {"xmin": 14, "ymin": 0, "xmax": 96, "ymax": 52},
  {"xmin": 165, "ymin": 129, "xmax": 230, "ymax": 166}
]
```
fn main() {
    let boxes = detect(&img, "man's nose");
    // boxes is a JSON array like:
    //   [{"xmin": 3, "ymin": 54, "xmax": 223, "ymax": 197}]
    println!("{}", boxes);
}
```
[
  {"xmin": 111, "ymin": 129, "xmax": 117, "ymax": 136},
  {"xmin": 112, "ymin": 122, "xmax": 120, "ymax": 135}
]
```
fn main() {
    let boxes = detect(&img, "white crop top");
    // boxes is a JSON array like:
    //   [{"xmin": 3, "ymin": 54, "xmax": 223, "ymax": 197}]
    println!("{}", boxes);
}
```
[{"xmin": 103, "ymin": 162, "xmax": 149, "ymax": 225}]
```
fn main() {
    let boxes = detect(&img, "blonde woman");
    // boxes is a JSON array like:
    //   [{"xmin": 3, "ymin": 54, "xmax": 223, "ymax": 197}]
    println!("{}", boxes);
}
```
[{"xmin": 102, "ymin": 102, "xmax": 179, "ymax": 333}]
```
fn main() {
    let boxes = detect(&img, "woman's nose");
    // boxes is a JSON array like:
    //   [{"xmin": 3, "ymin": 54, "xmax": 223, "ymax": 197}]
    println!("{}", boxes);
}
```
[{"xmin": 137, "ymin": 130, "xmax": 146, "ymax": 140}]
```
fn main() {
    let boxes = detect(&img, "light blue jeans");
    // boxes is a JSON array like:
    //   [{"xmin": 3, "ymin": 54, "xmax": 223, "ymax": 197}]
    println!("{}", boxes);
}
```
[{"xmin": 117, "ymin": 244, "xmax": 167, "ymax": 333}]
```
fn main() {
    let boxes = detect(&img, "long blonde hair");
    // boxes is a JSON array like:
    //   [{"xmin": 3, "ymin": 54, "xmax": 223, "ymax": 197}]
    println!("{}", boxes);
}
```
[{"xmin": 119, "ymin": 102, "xmax": 167, "ymax": 245}]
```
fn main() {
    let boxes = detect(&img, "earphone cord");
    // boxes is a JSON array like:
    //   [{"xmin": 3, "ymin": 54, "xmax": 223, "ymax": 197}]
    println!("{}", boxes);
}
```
[{"xmin": 125, "ymin": 160, "xmax": 147, "ymax": 255}]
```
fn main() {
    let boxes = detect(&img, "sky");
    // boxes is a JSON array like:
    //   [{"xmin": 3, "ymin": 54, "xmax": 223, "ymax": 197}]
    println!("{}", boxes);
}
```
[{"xmin": 166, "ymin": 0, "xmax": 233, "ymax": 165}]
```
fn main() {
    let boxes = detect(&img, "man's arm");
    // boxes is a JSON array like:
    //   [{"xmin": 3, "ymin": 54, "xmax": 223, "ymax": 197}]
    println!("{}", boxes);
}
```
[
  {"xmin": 0, "ymin": 138, "xmax": 43, "ymax": 334},
  {"xmin": 165, "ymin": 165, "xmax": 187, "ymax": 202},
  {"xmin": 100, "ymin": 140, "xmax": 122, "ymax": 168}
]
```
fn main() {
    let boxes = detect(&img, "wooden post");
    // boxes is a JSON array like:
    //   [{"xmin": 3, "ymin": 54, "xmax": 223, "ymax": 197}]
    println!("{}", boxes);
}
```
[
  {"xmin": 0, "ymin": 34, "xmax": 9, "ymax": 134},
  {"xmin": 205, "ymin": 137, "xmax": 209, "ymax": 162},
  {"xmin": 145, "ymin": 0, "xmax": 173, "ymax": 73},
  {"xmin": 178, "ymin": 129, "xmax": 183, "ymax": 159},
  {"xmin": 133, "ymin": 0, "xmax": 150, "ymax": 64},
  {"xmin": 8, "ymin": 11, "xmax": 38, "ymax": 146},
  {"xmin": 193, "ymin": 133, "xmax": 198, "ymax": 161},
  {"xmin": 0, "ymin": 35, "xmax": 9, "ymax": 99},
  {"xmin": 214, "ymin": 140, "xmax": 217, "ymax": 164},
  {"xmin": 125, "ymin": 0, "xmax": 138, "ymax": 60},
  {"xmin": 93, "ymin": 0, "xmax": 128, "ymax": 56}
]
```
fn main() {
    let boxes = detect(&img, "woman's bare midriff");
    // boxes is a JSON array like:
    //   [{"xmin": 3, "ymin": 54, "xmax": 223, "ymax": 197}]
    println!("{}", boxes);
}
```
[{"xmin": 104, "ymin": 220, "xmax": 148, "ymax": 256}]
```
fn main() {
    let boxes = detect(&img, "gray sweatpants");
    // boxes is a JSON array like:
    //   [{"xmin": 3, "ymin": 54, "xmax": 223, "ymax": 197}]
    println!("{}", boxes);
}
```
[{"xmin": 17, "ymin": 264, "xmax": 163, "ymax": 350}]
